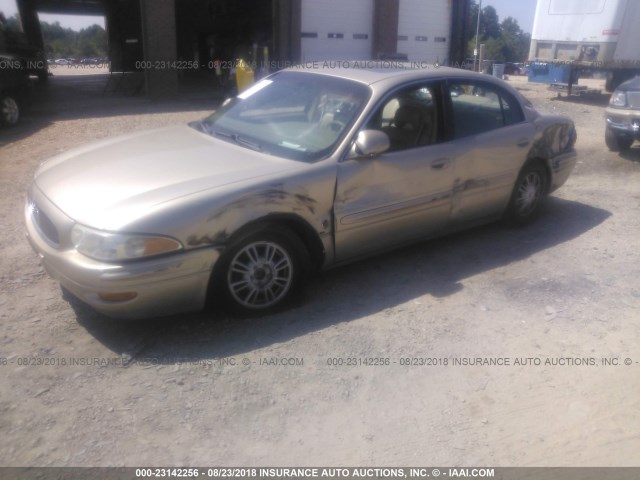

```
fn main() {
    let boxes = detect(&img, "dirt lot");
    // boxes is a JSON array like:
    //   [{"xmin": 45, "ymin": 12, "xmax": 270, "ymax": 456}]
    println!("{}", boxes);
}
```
[{"xmin": 0, "ymin": 73, "xmax": 639, "ymax": 468}]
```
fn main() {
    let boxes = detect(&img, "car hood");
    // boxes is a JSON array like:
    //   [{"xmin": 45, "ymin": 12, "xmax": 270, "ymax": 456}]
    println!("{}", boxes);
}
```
[
  {"xmin": 616, "ymin": 76, "xmax": 640, "ymax": 92},
  {"xmin": 34, "ymin": 125, "xmax": 303, "ymax": 229}
]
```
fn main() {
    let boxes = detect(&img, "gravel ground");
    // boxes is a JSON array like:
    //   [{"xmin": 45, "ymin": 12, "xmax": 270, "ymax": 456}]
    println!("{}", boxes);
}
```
[{"xmin": 0, "ymin": 73, "xmax": 639, "ymax": 468}]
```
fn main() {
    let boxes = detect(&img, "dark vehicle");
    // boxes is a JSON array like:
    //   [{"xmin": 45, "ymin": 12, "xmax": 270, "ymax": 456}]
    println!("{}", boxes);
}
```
[
  {"xmin": 0, "ymin": 54, "xmax": 31, "ymax": 127},
  {"xmin": 1, "ymin": 13, "xmax": 49, "ymax": 81},
  {"xmin": 504, "ymin": 63, "xmax": 523, "ymax": 76},
  {"xmin": 605, "ymin": 76, "xmax": 640, "ymax": 151}
]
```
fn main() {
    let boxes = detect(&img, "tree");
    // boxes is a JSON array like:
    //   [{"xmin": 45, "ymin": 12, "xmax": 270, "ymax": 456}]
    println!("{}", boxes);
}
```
[
  {"xmin": 482, "ymin": 37, "xmax": 506, "ymax": 62},
  {"xmin": 499, "ymin": 17, "xmax": 531, "ymax": 62},
  {"xmin": 501, "ymin": 17, "xmax": 521, "ymax": 38},
  {"xmin": 482, "ymin": 6, "xmax": 501, "ymax": 39},
  {"xmin": 466, "ymin": 5, "xmax": 531, "ymax": 63},
  {"xmin": 467, "ymin": 0, "xmax": 480, "ymax": 42},
  {"xmin": 3, "ymin": 14, "xmax": 107, "ymax": 59},
  {"xmin": 4, "ymin": 15, "xmax": 22, "ymax": 31}
]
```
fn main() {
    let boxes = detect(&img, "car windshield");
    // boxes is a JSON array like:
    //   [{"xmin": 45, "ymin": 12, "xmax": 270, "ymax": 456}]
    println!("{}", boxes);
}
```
[{"xmin": 194, "ymin": 71, "xmax": 371, "ymax": 162}]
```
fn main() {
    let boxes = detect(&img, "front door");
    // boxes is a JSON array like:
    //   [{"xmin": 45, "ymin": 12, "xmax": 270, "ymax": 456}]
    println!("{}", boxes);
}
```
[{"xmin": 333, "ymin": 81, "xmax": 457, "ymax": 262}]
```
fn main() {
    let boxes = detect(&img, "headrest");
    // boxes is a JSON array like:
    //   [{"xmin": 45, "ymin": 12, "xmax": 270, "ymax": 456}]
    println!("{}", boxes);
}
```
[{"xmin": 394, "ymin": 105, "xmax": 422, "ymax": 130}]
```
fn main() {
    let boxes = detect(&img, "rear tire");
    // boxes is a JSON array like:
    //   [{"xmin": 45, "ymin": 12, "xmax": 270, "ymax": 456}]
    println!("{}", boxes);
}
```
[
  {"xmin": 212, "ymin": 224, "xmax": 310, "ymax": 317},
  {"xmin": 605, "ymin": 127, "xmax": 633, "ymax": 152},
  {"xmin": 503, "ymin": 162, "xmax": 548, "ymax": 226}
]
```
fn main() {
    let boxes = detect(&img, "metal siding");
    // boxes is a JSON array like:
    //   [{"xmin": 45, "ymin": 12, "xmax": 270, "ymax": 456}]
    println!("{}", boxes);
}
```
[
  {"xmin": 397, "ymin": 0, "xmax": 452, "ymax": 63},
  {"xmin": 613, "ymin": 0, "xmax": 640, "ymax": 61},
  {"xmin": 531, "ymin": 0, "xmax": 627, "ymax": 43},
  {"xmin": 300, "ymin": 0, "xmax": 374, "ymax": 61}
]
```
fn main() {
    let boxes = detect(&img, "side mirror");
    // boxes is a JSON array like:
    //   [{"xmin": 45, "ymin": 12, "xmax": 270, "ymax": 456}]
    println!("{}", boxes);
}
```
[{"xmin": 349, "ymin": 130, "xmax": 390, "ymax": 158}]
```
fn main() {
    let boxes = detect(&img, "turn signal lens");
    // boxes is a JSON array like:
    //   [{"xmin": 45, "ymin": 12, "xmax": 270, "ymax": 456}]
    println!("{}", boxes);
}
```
[{"xmin": 98, "ymin": 292, "xmax": 138, "ymax": 303}]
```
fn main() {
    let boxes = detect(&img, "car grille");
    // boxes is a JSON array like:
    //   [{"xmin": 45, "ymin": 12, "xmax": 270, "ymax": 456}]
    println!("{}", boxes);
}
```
[
  {"xmin": 628, "ymin": 91, "xmax": 640, "ymax": 109},
  {"xmin": 31, "ymin": 202, "xmax": 60, "ymax": 246}
]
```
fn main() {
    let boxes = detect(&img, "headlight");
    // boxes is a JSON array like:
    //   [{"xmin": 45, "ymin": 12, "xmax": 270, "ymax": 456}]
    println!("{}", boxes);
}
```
[
  {"xmin": 609, "ymin": 91, "xmax": 627, "ymax": 108},
  {"xmin": 71, "ymin": 224, "xmax": 182, "ymax": 262}
]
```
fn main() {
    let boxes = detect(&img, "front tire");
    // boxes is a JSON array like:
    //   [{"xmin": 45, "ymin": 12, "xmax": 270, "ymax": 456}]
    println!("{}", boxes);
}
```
[
  {"xmin": 503, "ymin": 162, "xmax": 548, "ymax": 226},
  {"xmin": 214, "ymin": 225, "xmax": 309, "ymax": 317},
  {"xmin": 0, "ymin": 93, "xmax": 21, "ymax": 127},
  {"xmin": 605, "ymin": 127, "xmax": 633, "ymax": 152}
]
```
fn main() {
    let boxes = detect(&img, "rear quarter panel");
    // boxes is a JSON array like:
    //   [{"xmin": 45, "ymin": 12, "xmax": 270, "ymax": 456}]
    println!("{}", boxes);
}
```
[{"xmin": 528, "ymin": 114, "xmax": 577, "ymax": 193}]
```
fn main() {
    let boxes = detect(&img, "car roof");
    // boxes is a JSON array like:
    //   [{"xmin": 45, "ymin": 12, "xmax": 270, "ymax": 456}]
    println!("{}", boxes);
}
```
[
  {"xmin": 280, "ymin": 61, "xmax": 528, "ymax": 103},
  {"xmin": 283, "ymin": 61, "xmax": 489, "ymax": 84}
]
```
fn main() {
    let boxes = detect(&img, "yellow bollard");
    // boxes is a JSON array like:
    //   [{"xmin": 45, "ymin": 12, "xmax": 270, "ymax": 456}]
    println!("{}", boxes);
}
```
[{"xmin": 235, "ymin": 59, "xmax": 255, "ymax": 93}]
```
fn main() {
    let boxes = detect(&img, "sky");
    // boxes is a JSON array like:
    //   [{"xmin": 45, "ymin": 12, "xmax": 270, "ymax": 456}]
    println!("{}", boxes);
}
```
[
  {"xmin": 0, "ymin": 0, "xmax": 536, "ymax": 34},
  {"xmin": 484, "ymin": 0, "xmax": 538, "ymax": 33}
]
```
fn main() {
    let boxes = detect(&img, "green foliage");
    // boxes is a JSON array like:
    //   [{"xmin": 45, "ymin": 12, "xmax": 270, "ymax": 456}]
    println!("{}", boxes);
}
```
[
  {"xmin": 481, "ymin": 6, "xmax": 501, "ymax": 39},
  {"xmin": 4, "ymin": 15, "xmax": 21, "ymax": 31},
  {"xmin": 41, "ymin": 20, "xmax": 107, "ymax": 59},
  {"xmin": 4, "ymin": 14, "xmax": 107, "ymax": 59},
  {"xmin": 467, "ymin": 1, "xmax": 531, "ymax": 63}
]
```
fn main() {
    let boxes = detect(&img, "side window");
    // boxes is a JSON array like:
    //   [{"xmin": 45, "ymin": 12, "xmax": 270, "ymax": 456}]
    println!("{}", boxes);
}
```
[
  {"xmin": 449, "ymin": 82, "xmax": 524, "ymax": 139},
  {"xmin": 365, "ymin": 83, "xmax": 441, "ymax": 151},
  {"xmin": 501, "ymin": 93, "xmax": 525, "ymax": 126}
]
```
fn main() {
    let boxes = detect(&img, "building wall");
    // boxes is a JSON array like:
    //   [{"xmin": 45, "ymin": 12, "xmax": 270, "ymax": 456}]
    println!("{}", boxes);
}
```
[
  {"xmin": 140, "ymin": 0, "xmax": 178, "ymax": 98},
  {"xmin": 397, "ymin": 0, "xmax": 452, "ymax": 63},
  {"xmin": 22, "ymin": 0, "xmax": 468, "ymax": 99},
  {"xmin": 175, "ymin": 0, "xmax": 274, "ymax": 67},
  {"xmin": 298, "ymin": 0, "xmax": 467, "ymax": 64},
  {"xmin": 373, "ymin": 0, "xmax": 400, "ymax": 58},
  {"xmin": 300, "ymin": 0, "xmax": 374, "ymax": 61},
  {"xmin": 105, "ymin": 0, "xmax": 143, "ymax": 73}
]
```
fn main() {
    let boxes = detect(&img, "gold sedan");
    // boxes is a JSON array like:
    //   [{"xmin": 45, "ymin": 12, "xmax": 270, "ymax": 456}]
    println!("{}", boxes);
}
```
[{"xmin": 25, "ymin": 63, "xmax": 577, "ymax": 318}]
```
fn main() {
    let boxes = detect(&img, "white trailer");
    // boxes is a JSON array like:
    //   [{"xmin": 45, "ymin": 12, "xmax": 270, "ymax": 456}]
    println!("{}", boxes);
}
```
[{"xmin": 529, "ymin": 0, "xmax": 640, "ymax": 91}]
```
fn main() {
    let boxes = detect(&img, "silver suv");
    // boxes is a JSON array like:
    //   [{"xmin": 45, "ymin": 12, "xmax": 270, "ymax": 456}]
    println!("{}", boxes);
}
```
[{"xmin": 605, "ymin": 76, "xmax": 640, "ymax": 151}]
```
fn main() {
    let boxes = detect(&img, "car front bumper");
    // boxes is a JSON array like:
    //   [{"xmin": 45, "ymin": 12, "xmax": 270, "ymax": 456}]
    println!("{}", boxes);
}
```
[
  {"xmin": 605, "ymin": 109, "xmax": 640, "ymax": 140},
  {"xmin": 25, "ymin": 189, "xmax": 221, "ymax": 320}
]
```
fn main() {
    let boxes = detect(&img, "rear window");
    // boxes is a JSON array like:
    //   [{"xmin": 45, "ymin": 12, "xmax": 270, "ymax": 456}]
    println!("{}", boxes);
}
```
[{"xmin": 449, "ymin": 81, "xmax": 525, "ymax": 139}]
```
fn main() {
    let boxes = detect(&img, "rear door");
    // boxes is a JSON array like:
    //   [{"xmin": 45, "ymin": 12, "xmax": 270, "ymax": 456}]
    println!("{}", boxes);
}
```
[{"xmin": 445, "ymin": 80, "xmax": 535, "ymax": 224}]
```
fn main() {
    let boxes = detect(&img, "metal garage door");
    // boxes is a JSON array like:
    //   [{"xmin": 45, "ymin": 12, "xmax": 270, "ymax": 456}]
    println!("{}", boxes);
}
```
[
  {"xmin": 397, "ymin": 0, "xmax": 452, "ymax": 63},
  {"xmin": 300, "ymin": 0, "xmax": 374, "ymax": 61}
]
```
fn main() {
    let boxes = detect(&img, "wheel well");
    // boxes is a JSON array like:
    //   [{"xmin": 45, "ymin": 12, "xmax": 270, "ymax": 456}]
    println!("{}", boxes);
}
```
[
  {"xmin": 1, "ymin": 89, "xmax": 19, "ymax": 103},
  {"xmin": 226, "ymin": 215, "xmax": 326, "ymax": 271}
]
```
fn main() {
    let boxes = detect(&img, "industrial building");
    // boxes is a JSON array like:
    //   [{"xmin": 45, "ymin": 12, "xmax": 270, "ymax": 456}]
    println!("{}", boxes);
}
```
[{"xmin": 10, "ymin": 0, "xmax": 470, "ymax": 97}]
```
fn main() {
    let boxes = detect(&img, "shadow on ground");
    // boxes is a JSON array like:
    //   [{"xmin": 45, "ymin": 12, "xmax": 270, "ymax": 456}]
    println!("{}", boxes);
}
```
[
  {"xmin": 619, "ymin": 146, "xmax": 640, "ymax": 163},
  {"xmin": 551, "ymin": 91, "xmax": 610, "ymax": 108},
  {"xmin": 0, "ymin": 72, "xmax": 227, "ymax": 146},
  {"xmin": 68, "ymin": 196, "xmax": 611, "ymax": 363}
]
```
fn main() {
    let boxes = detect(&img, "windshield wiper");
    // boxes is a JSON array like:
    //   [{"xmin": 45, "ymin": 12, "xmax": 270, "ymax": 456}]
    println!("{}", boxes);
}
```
[
  {"xmin": 190, "ymin": 119, "xmax": 212, "ymax": 135},
  {"xmin": 214, "ymin": 130, "xmax": 264, "ymax": 152}
]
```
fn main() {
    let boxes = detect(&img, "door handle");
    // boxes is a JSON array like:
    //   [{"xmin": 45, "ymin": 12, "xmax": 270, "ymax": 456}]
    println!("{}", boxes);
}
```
[
  {"xmin": 517, "ymin": 139, "xmax": 530, "ymax": 148},
  {"xmin": 431, "ymin": 158, "xmax": 450, "ymax": 169}
]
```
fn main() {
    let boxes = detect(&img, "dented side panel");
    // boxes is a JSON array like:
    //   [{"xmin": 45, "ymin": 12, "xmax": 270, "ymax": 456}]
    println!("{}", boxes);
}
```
[
  {"xmin": 529, "ymin": 115, "xmax": 578, "ymax": 192},
  {"xmin": 130, "ymin": 161, "xmax": 339, "ymax": 265},
  {"xmin": 449, "ymin": 122, "xmax": 535, "ymax": 224},
  {"xmin": 333, "ymin": 143, "xmax": 455, "ymax": 262}
]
